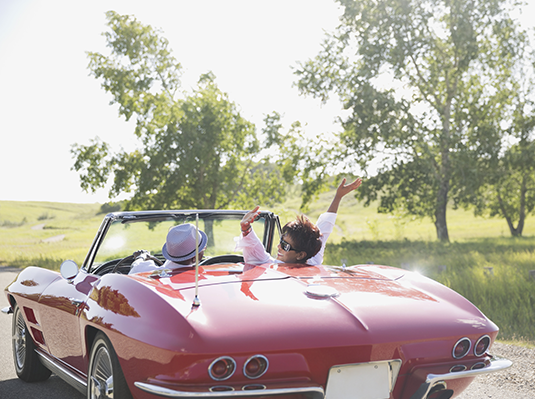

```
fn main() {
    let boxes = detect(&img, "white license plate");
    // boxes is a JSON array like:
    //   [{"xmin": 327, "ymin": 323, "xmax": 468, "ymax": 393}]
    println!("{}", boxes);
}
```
[{"xmin": 325, "ymin": 360, "xmax": 400, "ymax": 399}]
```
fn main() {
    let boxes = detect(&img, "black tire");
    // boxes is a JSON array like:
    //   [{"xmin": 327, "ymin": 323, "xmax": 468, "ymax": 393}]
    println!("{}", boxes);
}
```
[
  {"xmin": 87, "ymin": 332, "xmax": 132, "ymax": 399},
  {"xmin": 12, "ymin": 303, "xmax": 52, "ymax": 382}
]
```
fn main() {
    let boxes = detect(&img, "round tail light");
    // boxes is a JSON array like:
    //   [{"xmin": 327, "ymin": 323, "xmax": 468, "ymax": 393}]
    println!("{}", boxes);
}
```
[
  {"xmin": 243, "ymin": 355, "xmax": 269, "ymax": 379},
  {"xmin": 474, "ymin": 335, "xmax": 491, "ymax": 357},
  {"xmin": 209, "ymin": 357, "xmax": 236, "ymax": 381},
  {"xmin": 452, "ymin": 338, "xmax": 471, "ymax": 359}
]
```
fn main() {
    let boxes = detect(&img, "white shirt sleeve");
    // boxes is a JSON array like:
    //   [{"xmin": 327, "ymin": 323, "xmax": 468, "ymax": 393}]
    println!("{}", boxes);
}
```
[
  {"xmin": 128, "ymin": 258, "xmax": 158, "ymax": 274},
  {"xmin": 235, "ymin": 229, "xmax": 274, "ymax": 265},
  {"xmin": 307, "ymin": 212, "xmax": 337, "ymax": 266}
]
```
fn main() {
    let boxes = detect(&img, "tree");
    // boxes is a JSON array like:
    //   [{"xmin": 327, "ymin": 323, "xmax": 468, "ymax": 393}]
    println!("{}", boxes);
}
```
[
  {"xmin": 72, "ymin": 12, "xmax": 285, "ymax": 225},
  {"xmin": 472, "ymin": 97, "xmax": 535, "ymax": 236},
  {"xmin": 294, "ymin": 0, "xmax": 526, "ymax": 241},
  {"xmin": 450, "ymin": 19, "xmax": 535, "ymax": 237}
]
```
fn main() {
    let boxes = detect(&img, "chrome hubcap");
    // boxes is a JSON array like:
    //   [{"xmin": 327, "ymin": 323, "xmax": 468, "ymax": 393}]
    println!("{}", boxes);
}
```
[
  {"xmin": 90, "ymin": 346, "xmax": 114, "ymax": 399},
  {"xmin": 13, "ymin": 309, "xmax": 26, "ymax": 370}
]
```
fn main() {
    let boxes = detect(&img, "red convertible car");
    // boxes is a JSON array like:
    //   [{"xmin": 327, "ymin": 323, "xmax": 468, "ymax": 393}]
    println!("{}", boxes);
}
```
[{"xmin": 3, "ymin": 210, "xmax": 511, "ymax": 399}]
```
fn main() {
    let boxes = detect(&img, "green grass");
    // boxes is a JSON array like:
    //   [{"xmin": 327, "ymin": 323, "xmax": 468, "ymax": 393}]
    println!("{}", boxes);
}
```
[
  {"xmin": 0, "ymin": 201, "xmax": 103, "ymax": 268},
  {"xmin": 1, "ymin": 196, "xmax": 534, "ymax": 343}
]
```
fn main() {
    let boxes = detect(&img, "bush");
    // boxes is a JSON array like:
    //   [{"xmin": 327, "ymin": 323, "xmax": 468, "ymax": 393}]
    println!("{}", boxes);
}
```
[
  {"xmin": 0, "ymin": 217, "xmax": 27, "ymax": 228},
  {"xmin": 99, "ymin": 202, "xmax": 122, "ymax": 214},
  {"xmin": 37, "ymin": 212, "xmax": 55, "ymax": 221}
]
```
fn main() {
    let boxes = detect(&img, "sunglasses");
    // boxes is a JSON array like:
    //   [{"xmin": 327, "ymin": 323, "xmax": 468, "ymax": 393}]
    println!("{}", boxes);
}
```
[{"xmin": 279, "ymin": 238, "xmax": 301, "ymax": 252}]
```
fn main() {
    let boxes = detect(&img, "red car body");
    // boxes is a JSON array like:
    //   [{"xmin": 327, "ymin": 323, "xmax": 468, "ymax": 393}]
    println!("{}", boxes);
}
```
[{"xmin": 3, "ymin": 210, "xmax": 511, "ymax": 399}]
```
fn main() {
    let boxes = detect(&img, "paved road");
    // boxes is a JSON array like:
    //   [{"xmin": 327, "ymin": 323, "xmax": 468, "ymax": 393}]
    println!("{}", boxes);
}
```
[{"xmin": 0, "ymin": 266, "xmax": 531, "ymax": 399}]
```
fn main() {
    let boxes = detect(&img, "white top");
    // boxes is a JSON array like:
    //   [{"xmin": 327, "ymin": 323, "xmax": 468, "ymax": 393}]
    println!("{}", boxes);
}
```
[{"xmin": 235, "ymin": 212, "xmax": 337, "ymax": 265}]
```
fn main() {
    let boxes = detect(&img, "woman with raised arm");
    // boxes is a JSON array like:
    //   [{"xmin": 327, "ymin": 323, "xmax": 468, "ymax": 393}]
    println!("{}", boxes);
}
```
[{"xmin": 236, "ymin": 178, "xmax": 362, "ymax": 265}]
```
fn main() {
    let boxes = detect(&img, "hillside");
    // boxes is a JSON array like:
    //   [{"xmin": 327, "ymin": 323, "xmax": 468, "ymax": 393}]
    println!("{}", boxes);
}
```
[{"xmin": 1, "ymin": 194, "xmax": 533, "ymax": 268}]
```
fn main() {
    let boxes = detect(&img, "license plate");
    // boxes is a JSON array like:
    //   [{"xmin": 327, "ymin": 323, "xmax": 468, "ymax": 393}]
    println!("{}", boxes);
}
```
[{"xmin": 325, "ymin": 360, "xmax": 400, "ymax": 399}]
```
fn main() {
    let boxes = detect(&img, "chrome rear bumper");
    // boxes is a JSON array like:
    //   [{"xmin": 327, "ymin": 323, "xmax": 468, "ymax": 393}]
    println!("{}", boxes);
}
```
[
  {"xmin": 409, "ymin": 356, "xmax": 512, "ymax": 399},
  {"xmin": 135, "ymin": 382, "xmax": 324, "ymax": 399}
]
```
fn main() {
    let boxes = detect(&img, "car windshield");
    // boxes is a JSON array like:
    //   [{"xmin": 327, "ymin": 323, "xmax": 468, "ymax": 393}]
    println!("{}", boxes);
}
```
[{"xmin": 91, "ymin": 213, "xmax": 268, "ymax": 268}]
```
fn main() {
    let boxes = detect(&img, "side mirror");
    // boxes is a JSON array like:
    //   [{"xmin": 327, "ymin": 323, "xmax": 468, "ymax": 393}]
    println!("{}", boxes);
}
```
[{"xmin": 60, "ymin": 260, "xmax": 79, "ymax": 282}]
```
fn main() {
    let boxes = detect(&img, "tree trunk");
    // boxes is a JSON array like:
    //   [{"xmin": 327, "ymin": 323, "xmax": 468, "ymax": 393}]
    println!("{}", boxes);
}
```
[
  {"xmin": 436, "ymin": 100, "xmax": 452, "ymax": 242},
  {"xmin": 435, "ymin": 182, "xmax": 450, "ymax": 242},
  {"xmin": 203, "ymin": 219, "xmax": 215, "ymax": 248},
  {"xmin": 497, "ymin": 174, "xmax": 527, "ymax": 237}
]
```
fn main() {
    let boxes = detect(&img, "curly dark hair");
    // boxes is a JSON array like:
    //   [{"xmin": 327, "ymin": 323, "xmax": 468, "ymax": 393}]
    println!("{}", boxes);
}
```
[{"xmin": 282, "ymin": 215, "xmax": 322, "ymax": 261}]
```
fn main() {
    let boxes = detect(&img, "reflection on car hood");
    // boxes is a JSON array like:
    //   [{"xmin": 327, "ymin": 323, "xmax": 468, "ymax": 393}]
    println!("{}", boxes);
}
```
[{"xmin": 127, "ymin": 262, "xmax": 495, "ymax": 346}]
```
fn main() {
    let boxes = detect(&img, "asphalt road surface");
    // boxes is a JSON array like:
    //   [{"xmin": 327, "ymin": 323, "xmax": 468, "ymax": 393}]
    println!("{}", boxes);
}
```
[{"xmin": 0, "ymin": 265, "xmax": 532, "ymax": 399}]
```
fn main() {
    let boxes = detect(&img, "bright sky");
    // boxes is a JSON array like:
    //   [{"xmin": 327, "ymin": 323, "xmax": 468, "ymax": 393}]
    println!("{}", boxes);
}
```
[{"xmin": 0, "ymin": 0, "xmax": 533, "ymax": 204}]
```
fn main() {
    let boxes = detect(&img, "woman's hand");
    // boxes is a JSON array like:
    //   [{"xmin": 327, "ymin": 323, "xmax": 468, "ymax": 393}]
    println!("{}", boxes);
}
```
[
  {"xmin": 327, "ymin": 178, "xmax": 362, "ymax": 214},
  {"xmin": 336, "ymin": 177, "xmax": 362, "ymax": 199},
  {"xmin": 241, "ymin": 206, "xmax": 260, "ymax": 235}
]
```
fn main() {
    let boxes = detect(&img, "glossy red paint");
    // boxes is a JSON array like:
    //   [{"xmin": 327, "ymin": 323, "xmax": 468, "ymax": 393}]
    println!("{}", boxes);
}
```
[{"xmin": 93, "ymin": 263, "xmax": 492, "ymax": 397}]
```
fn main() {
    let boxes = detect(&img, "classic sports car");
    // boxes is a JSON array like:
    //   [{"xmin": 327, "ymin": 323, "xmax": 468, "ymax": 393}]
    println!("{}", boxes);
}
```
[{"xmin": 3, "ymin": 210, "xmax": 511, "ymax": 399}]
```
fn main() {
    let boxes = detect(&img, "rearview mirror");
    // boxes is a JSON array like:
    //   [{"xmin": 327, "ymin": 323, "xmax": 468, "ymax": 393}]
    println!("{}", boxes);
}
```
[{"xmin": 60, "ymin": 260, "xmax": 79, "ymax": 282}]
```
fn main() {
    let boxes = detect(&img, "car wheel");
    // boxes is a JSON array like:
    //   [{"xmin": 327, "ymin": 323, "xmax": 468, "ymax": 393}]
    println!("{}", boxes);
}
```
[
  {"xmin": 12, "ymin": 303, "xmax": 52, "ymax": 382},
  {"xmin": 88, "ymin": 332, "xmax": 132, "ymax": 399}
]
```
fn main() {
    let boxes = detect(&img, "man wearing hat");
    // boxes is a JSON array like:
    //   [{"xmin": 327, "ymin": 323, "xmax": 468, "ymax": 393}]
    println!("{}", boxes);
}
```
[{"xmin": 129, "ymin": 223, "xmax": 208, "ymax": 274}]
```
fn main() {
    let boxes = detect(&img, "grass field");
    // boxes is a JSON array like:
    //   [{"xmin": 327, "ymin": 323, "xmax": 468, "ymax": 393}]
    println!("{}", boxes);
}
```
[{"xmin": 1, "ymin": 195, "xmax": 534, "ymax": 343}]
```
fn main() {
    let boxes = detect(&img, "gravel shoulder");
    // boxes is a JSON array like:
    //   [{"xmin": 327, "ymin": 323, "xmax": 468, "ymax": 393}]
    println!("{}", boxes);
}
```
[{"xmin": 457, "ymin": 342, "xmax": 535, "ymax": 398}]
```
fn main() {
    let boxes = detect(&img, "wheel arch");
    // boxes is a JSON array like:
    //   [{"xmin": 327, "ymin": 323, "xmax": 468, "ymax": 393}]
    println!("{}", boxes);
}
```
[
  {"xmin": 84, "ymin": 324, "xmax": 100, "ymax": 362},
  {"xmin": 7, "ymin": 293, "xmax": 16, "ymax": 308}
]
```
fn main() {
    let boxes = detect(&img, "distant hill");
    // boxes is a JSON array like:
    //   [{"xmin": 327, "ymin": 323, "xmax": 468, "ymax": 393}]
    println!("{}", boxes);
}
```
[{"xmin": 1, "ymin": 195, "xmax": 532, "ymax": 269}]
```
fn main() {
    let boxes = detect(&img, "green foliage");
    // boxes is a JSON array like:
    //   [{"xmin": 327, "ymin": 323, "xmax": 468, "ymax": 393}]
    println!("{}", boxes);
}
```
[
  {"xmin": 71, "ymin": 138, "xmax": 111, "ymax": 193},
  {"xmin": 260, "ymin": 112, "xmax": 345, "ymax": 213},
  {"xmin": 0, "ymin": 218, "xmax": 27, "ymax": 228},
  {"xmin": 87, "ymin": 11, "xmax": 181, "ymax": 122},
  {"xmin": 37, "ymin": 212, "xmax": 55, "ymax": 221},
  {"xmin": 294, "ymin": 0, "xmax": 531, "ymax": 242},
  {"xmin": 99, "ymin": 201, "xmax": 123, "ymax": 214},
  {"xmin": 74, "ymin": 12, "xmax": 281, "ymax": 211},
  {"xmin": 461, "ymin": 93, "xmax": 535, "ymax": 236}
]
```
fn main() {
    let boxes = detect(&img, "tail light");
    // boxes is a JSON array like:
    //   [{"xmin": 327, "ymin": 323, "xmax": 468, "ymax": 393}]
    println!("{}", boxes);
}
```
[
  {"xmin": 209, "ymin": 357, "xmax": 236, "ymax": 381},
  {"xmin": 474, "ymin": 335, "xmax": 491, "ymax": 357},
  {"xmin": 243, "ymin": 355, "xmax": 269, "ymax": 379},
  {"xmin": 452, "ymin": 338, "xmax": 471, "ymax": 359}
]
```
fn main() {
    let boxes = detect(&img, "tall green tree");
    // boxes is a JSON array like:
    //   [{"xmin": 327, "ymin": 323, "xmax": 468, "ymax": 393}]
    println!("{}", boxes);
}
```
[
  {"xmin": 470, "ymin": 96, "xmax": 535, "ymax": 236},
  {"xmin": 450, "ymin": 17, "xmax": 535, "ymax": 237},
  {"xmin": 295, "ymin": 0, "xmax": 525, "ymax": 241},
  {"xmin": 72, "ymin": 12, "xmax": 284, "ymax": 221}
]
